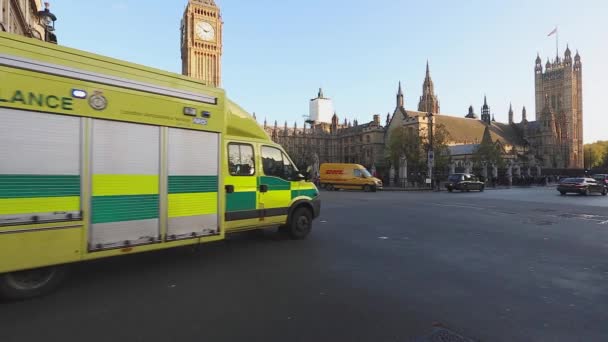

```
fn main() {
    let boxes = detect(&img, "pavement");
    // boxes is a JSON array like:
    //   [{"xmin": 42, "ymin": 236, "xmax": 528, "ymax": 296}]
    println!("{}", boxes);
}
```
[{"xmin": 2, "ymin": 187, "xmax": 608, "ymax": 341}]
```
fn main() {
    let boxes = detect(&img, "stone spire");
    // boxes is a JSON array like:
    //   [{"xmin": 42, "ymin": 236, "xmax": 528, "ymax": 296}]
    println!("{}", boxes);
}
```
[
  {"xmin": 386, "ymin": 112, "xmax": 391, "ymax": 126},
  {"xmin": 508, "ymin": 103, "xmax": 514, "ymax": 125},
  {"xmin": 481, "ymin": 124, "xmax": 493, "ymax": 145},
  {"xmin": 465, "ymin": 105, "xmax": 477, "ymax": 119},
  {"xmin": 535, "ymin": 53, "xmax": 543, "ymax": 73},
  {"xmin": 481, "ymin": 95, "xmax": 491, "ymax": 124},
  {"xmin": 574, "ymin": 50, "xmax": 582, "ymax": 71},
  {"xmin": 396, "ymin": 81, "xmax": 404, "ymax": 109},
  {"xmin": 418, "ymin": 61, "xmax": 440, "ymax": 114},
  {"xmin": 522, "ymin": 106, "xmax": 528, "ymax": 123},
  {"xmin": 318, "ymin": 88, "xmax": 324, "ymax": 99}
]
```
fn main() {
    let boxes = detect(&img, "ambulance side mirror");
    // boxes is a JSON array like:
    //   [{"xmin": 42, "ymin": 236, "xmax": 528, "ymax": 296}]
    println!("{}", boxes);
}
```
[{"xmin": 304, "ymin": 165, "xmax": 313, "ymax": 181}]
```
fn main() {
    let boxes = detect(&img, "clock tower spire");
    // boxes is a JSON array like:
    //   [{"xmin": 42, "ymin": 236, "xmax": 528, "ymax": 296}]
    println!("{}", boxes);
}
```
[{"xmin": 181, "ymin": 0, "xmax": 223, "ymax": 87}]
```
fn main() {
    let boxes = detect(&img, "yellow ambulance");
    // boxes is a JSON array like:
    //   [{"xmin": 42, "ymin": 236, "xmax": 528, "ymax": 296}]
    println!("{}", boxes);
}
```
[
  {"xmin": 0, "ymin": 32, "xmax": 320, "ymax": 299},
  {"xmin": 319, "ymin": 163, "xmax": 383, "ymax": 192}
]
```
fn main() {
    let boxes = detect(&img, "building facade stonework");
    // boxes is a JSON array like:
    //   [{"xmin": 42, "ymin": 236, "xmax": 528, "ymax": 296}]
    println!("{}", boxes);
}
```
[
  {"xmin": 418, "ymin": 62, "xmax": 440, "ymax": 114},
  {"xmin": 525, "ymin": 48, "xmax": 583, "ymax": 168},
  {"xmin": 266, "ymin": 53, "xmax": 584, "ymax": 173},
  {"xmin": 1, "ymin": 0, "xmax": 49, "ymax": 41},
  {"xmin": 181, "ymin": 0, "xmax": 223, "ymax": 87},
  {"xmin": 263, "ymin": 92, "xmax": 387, "ymax": 171}
]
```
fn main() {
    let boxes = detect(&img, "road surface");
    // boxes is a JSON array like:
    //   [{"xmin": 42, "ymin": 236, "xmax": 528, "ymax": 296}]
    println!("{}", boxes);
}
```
[{"xmin": 1, "ymin": 187, "xmax": 607, "ymax": 341}]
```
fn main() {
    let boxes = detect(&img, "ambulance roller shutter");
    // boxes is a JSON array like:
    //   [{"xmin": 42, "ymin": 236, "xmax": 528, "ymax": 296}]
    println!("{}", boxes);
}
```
[
  {"xmin": 90, "ymin": 119, "xmax": 160, "ymax": 250},
  {"xmin": 167, "ymin": 128, "xmax": 219, "ymax": 239},
  {"xmin": 0, "ymin": 109, "xmax": 81, "ymax": 225}
]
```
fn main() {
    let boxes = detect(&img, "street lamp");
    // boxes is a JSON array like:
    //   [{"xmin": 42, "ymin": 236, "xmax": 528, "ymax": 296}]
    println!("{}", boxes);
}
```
[
  {"xmin": 37, "ymin": 2, "xmax": 57, "ymax": 44},
  {"xmin": 426, "ymin": 111, "xmax": 434, "ymax": 188},
  {"xmin": 522, "ymin": 139, "xmax": 529, "ymax": 171}
]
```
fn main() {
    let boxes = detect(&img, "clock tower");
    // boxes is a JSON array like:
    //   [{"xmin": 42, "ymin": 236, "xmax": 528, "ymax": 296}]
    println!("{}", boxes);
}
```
[{"xmin": 181, "ymin": 0, "xmax": 223, "ymax": 87}]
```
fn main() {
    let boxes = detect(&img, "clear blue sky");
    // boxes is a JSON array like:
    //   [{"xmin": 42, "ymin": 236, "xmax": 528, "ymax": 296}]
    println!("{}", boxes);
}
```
[{"xmin": 53, "ymin": 0, "xmax": 607, "ymax": 142}]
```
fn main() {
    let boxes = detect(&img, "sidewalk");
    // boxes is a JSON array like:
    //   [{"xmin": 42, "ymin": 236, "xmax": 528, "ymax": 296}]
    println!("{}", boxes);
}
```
[
  {"xmin": 382, "ymin": 186, "xmax": 433, "ymax": 192},
  {"xmin": 382, "ymin": 184, "xmax": 557, "ymax": 192}
]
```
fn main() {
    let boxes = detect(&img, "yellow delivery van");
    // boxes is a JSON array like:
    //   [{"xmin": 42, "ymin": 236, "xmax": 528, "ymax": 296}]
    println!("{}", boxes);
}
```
[
  {"xmin": 0, "ymin": 32, "xmax": 320, "ymax": 299},
  {"xmin": 319, "ymin": 163, "xmax": 383, "ymax": 192}
]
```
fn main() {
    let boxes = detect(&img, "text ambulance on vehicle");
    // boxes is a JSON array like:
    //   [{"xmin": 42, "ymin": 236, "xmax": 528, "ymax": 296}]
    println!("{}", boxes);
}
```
[{"xmin": 0, "ymin": 32, "xmax": 320, "ymax": 299}]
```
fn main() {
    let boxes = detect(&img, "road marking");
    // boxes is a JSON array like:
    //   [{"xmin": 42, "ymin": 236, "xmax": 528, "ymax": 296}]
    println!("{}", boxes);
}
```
[
  {"xmin": 431, "ymin": 203, "xmax": 491, "ymax": 210},
  {"xmin": 433, "ymin": 203, "xmax": 608, "ymax": 225},
  {"xmin": 555, "ymin": 213, "xmax": 608, "ymax": 224}
]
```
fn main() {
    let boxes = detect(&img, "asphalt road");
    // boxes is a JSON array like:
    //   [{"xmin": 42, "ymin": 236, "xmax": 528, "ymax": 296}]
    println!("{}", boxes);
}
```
[{"xmin": 2, "ymin": 187, "xmax": 608, "ymax": 341}]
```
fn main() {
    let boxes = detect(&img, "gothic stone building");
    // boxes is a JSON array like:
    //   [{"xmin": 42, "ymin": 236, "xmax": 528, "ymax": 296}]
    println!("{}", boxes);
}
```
[
  {"xmin": 1, "ymin": 0, "xmax": 56, "ymax": 43},
  {"xmin": 387, "ymin": 50, "xmax": 583, "ymax": 170},
  {"xmin": 524, "ymin": 47, "xmax": 584, "ymax": 168},
  {"xmin": 387, "ymin": 65, "xmax": 523, "ymax": 170},
  {"xmin": 181, "ymin": 0, "xmax": 223, "ymax": 87},
  {"xmin": 263, "ymin": 99, "xmax": 387, "ymax": 171},
  {"xmin": 266, "ymin": 50, "xmax": 583, "ymax": 172}
]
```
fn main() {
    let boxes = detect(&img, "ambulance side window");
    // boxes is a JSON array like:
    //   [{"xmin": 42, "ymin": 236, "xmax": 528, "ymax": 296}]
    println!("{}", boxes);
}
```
[
  {"xmin": 262, "ymin": 146, "xmax": 298, "ymax": 180},
  {"xmin": 261, "ymin": 146, "xmax": 284, "ymax": 178},
  {"xmin": 228, "ymin": 143, "xmax": 255, "ymax": 176}
]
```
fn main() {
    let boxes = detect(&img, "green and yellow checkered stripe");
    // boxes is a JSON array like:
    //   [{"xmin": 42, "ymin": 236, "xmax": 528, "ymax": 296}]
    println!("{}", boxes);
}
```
[
  {"xmin": 260, "ymin": 176, "xmax": 291, "ymax": 210},
  {"xmin": 224, "ymin": 176, "xmax": 319, "ymax": 222},
  {"xmin": 0, "ymin": 174, "xmax": 80, "ymax": 217},
  {"xmin": 91, "ymin": 175, "xmax": 159, "ymax": 224},
  {"xmin": 226, "ymin": 176, "xmax": 257, "ymax": 213},
  {"xmin": 168, "ymin": 176, "xmax": 218, "ymax": 218}
]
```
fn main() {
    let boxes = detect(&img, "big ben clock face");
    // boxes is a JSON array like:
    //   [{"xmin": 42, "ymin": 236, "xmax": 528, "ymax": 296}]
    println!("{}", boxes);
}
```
[{"xmin": 195, "ymin": 21, "xmax": 215, "ymax": 41}]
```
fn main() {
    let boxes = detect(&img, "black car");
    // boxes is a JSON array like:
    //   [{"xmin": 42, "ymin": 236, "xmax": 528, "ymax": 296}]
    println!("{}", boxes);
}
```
[
  {"xmin": 557, "ymin": 177, "xmax": 607, "ymax": 196},
  {"xmin": 446, "ymin": 173, "xmax": 485, "ymax": 192},
  {"xmin": 592, "ymin": 174, "xmax": 608, "ymax": 187}
]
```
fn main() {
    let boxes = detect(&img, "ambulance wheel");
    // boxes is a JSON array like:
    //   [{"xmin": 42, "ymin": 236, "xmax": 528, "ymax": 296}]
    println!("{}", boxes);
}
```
[
  {"xmin": 0, "ymin": 265, "xmax": 68, "ymax": 300},
  {"xmin": 288, "ymin": 207, "xmax": 313, "ymax": 240},
  {"xmin": 326, "ymin": 184, "xmax": 334, "ymax": 191},
  {"xmin": 363, "ymin": 185, "xmax": 371, "ymax": 192}
]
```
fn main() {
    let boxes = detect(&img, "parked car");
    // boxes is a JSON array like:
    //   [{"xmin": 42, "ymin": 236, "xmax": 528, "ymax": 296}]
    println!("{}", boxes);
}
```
[
  {"xmin": 591, "ymin": 174, "xmax": 608, "ymax": 187},
  {"xmin": 557, "ymin": 178, "xmax": 607, "ymax": 196},
  {"xmin": 445, "ymin": 173, "xmax": 485, "ymax": 192}
]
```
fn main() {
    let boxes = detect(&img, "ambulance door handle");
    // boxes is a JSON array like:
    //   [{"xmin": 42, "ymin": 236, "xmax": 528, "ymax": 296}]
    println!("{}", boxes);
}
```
[
  {"xmin": 225, "ymin": 185, "xmax": 235, "ymax": 194},
  {"xmin": 259, "ymin": 184, "xmax": 268, "ymax": 193}
]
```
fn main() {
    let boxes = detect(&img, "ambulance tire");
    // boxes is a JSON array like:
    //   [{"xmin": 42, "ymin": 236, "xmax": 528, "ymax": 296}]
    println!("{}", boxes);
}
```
[
  {"xmin": 287, "ymin": 207, "xmax": 313, "ymax": 240},
  {"xmin": 363, "ymin": 185, "xmax": 371, "ymax": 192},
  {"xmin": 0, "ymin": 265, "xmax": 68, "ymax": 300},
  {"xmin": 326, "ymin": 184, "xmax": 334, "ymax": 191}
]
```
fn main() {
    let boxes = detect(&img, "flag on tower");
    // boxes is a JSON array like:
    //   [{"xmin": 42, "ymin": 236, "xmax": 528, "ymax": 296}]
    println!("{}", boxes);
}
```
[{"xmin": 548, "ymin": 27, "xmax": 558, "ymax": 37}]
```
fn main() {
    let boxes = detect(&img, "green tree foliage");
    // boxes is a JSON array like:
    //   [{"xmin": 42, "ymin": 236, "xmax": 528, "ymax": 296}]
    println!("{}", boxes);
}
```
[
  {"xmin": 472, "ymin": 127, "xmax": 505, "ymax": 168},
  {"xmin": 584, "ymin": 141, "xmax": 608, "ymax": 168},
  {"xmin": 428, "ymin": 123, "xmax": 452, "ymax": 172},
  {"xmin": 387, "ymin": 126, "xmax": 423, "ymax": 171},
  {"xmin": 387, "ymin": 123, "xmax": 451, "ymax": 172}
]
